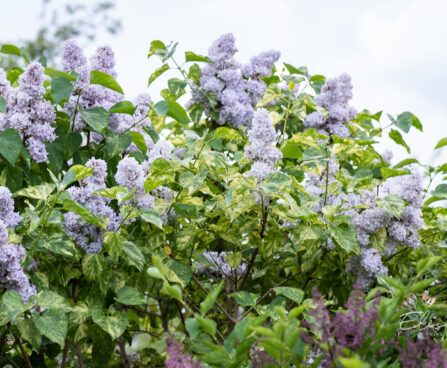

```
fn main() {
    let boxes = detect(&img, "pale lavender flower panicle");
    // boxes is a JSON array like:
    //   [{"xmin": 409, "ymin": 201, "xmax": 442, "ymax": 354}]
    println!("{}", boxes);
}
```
[
  {"xmin": 360, "ymin": 248, "xmax": 387, "ymax": 276},
  {"xmin": 208, "ymin": 33, "xmax": 237, "ymax": 65},
  {"xmin": 18, "ymin": 62, "xmax": 45, "ymax": 98},
  {"xmin": 190, "ymin": 34, "xmax": 280, "ymax": 127},
  {"xmin": 64, "ymin": 160, "xmax": 121, "ymax": 254},
  {"xmin": 0, "ymin": 186, "xmax": 22, "ymax": 228},
  {"xmin": 146, "ymin": 137, "xmax": 173, "ymax": 166},
  {"xmin": 0, "ymin": 219, "xmax": 36, "ymax": 303},
  {"xmin": 0, "ymin": 62, "xmax": 56, "ymax": 162},
  {"xmin": 90, "ymin": 45, "xmax": 117, "ymax": 78},
  {"xmin": 165, "ymin": 336, "xmax": 202, "ymax": 368},
  {"xmin": 304, "ymin": 111, "xmax": 327, "ymax": 129},
  {"xmin": 81, "ymin": 158, "xmax": 108, "ymax": 190},
  {"xmin": 115, "ymin": 156, "xmax": 145, "ymax": 190},
  {"xmin": 306, "ymin": 73, "xmax": 356, "ymax": 137},
  {"xmin": 244, "ymin": 109, "xmax": 281, "ymax": 181},
  {"xmin": 62, "ymin": 39, "xmax": 89, "ymax": 84}
]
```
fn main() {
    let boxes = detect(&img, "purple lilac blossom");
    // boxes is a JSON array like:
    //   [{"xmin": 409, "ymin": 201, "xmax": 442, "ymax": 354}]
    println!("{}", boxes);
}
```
[
  {"xmin": 304, "ymin": 73, "xmax": 356, "ymax": 137},
  {"xmin": 0, "ymin": 186, "xmax": 22, "ymax": 228},
  {"xmin": 0, "ymin": 63, "xmax": 56, "ymax": 162},
  {"xmin": 190, "ymin": 33, "xmax": 279, "ymax": 127},
  {"xmin": 63, "ymin": 159, "xmax": 121, "ymax": 253},
  {"xmin": 165, "ymin": 336, "xmax": 202, "ymax": 368},
  {"xmin": 244, "ymin": 109, "xmax": 281, "ymax": 181},
  {"xmin": 0, "ymin": 219, "xmax": 36, "ymax": 303}
]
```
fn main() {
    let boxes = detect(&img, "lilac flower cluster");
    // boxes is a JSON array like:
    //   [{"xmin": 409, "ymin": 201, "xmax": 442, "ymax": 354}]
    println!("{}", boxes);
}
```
[
  {"xmin": 196, "ymin": 251, "xmax": 247, "ymax": 279},
  {"xmin": 62, "ymin": 40, "xmax": 121, "ymax": 136},
  {"xmin": 396, "ymin": 331, "xmax": 447, "ymax": 368},
  {"xmin": 0, "ymin": 186, "xmax": 35, "ymax": 303},
  {"xmin": 165, "ymin": 336, "xmax": 202, "ymax": 368},
  {"xmin": 347, "ymin": 165, "xmax": 423, "ymax": 288},
  {"xmin": 301, "ymin": 284, "xmax": 379, "ymax": 367},
  {"xmin": 64, "ymin": 159, "xmax": 121, "ymax": 254},
  {"xmin": 244, "ymin": 109, "xmax": 282, "ymax": 181},
  {"xmin": 190, "ymin": 33, "xmax": 280, "ymax": 127},
  {"xmin": 62, "ymin": 40, "xmax": 155, "ymax": 149},
  {"xmin": 0, "ymin": 63, "xmax": 56, "ymax": 162},
  {"xmin": 304, "ymin": 73, "xmax": 357, "ymax": 138},
  {"xmin": 115, "ymin": 138, "xmax": 173, "ymax": 211}
]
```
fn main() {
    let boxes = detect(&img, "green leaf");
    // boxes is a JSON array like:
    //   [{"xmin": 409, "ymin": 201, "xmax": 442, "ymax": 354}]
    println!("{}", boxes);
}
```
[
  {"xmin": 16, "ymin": 318, "xmax": 41, "ymax": 349},
  {"xmin": 109, "ymin": 101, "xmax": 137, "ymax": 115},
  {"xmin": 14, "ymin": 183, "xmax": 55, "ymax": 200},
  {"xmin": 0, "ymin": 129, "xmax": 23, "ymax": 166},
  {"xmin": 200, "ymin": 280, "xmax": 224, "ymax": 315},
  {"xmin": 62, "ymin": 164, "xmax": 94, "ymax": 187},
  {"xmin": 92, "ymin": 309, "xmax": 128, "ymax": 340},
  {"xmin": 389, "ymin": 129, "xmax": 410, "ymax": 153},
  {"xmin": 63, "ymin": 199, "xmax": 109, "ymax": 229},
  {"xmin": 140, "ymin": 208, "xmax": 163, "ymax": 229},
  {"xmin": 148, "ymin": 63, "xmax": 169, "ymax": 86},
  {"xmin": 104, "ymin": 133, "xmax": 132, "ymax": 159},
  {"xmin": 122, "ymin": 240, "xmax": 145, "ymax": 270},
  {"xmin": 185, "ymin": 318, "xmax": 201, "ymax": 339},
  {"xmin": 284, "ymin": 63, "xmax": 308, "ymax": 76},
  {"xmin": 39, "ymin": 233, "xmax": 77, "ymax": 258},
  {"xmin": 7, "ymin": 67, "xmax": 23, "ymax": 84},
  {"xmin": 0, "ymin": 96, "xmax": 6, "ymax": 113},
  {"xmin": 129, "ymin": 131, "xmax": 147, "ymax": 153},
  {"xmin": 214, "ymin": 127, "xmax": 242, "ymax": 141},
  {"xmin": 188, "ymin": 64, "xmax": 202, "ymax": 84},
  {"xmin": 329, "ymin": 223, "xmax": 360, "ymax": 254},
  {"xmin": 90, "ymin": 70, "xmax": 124, "ymax": 94},
  {"xmin": 435, "ymin": 137, "xmax": 447, "ymax": 150},
  {"xmin": 79, "ymin": 105, "xmax": 110, "ymax": 135},
  {"xmin": 274, "ymin": 287, "xmax": 304, "ymax": 304},
  {"xmin": 82, "ymin": 254, "xmax": 106, "ymax": 281},
  {"xmin": 196, "ymin": 316, "xmax": 217, "ymax": 336},
  {"xmin": 147, "ymin": 40, "xmax": 166, "ymax": 58},
  {"xmin": 37, "ymin": 291, "xmax": 72, "ymax": 312},
  {"xmin": 226, "ymin": 252, "xmax": 242, "ymax": 269},
  {"xmin": 162, "ymin": 282, "xmax": 183, "ymax": 301},
  {"xmin": 395, "ymin": 112, "xmax": 422, "ymax": 133},
  {"xmin": 376, "ymin": 195, "xmax": 406, "ymax": 219},
  {"xmin": 147, "ymin": 267, "xmax": 165, "ymax": 280},
  {"xmin": 103, "ymin": 232, "xmax": 123, "ymax": 262},
  {"xmin": 188, "ymin": 103, "xmax": 204, "ymax": 124},
  {"xmin": 33, "ymin": 309, "xmax": 68, "ymax": 347},
  {"xmin": 2, "ymin": 290, "xmax": 28, "ymax": 321},
  {"xmin": 51, "ymin": 76, "xmax": 73, "ymax": 104},
  {"xmin": 380, "ymin": 167, "xmax": 410, "ymax": 179},
  {"xmin": 185, "ymin": 51, "xmax": 211, "ymax": 63},
  {"xmin": 116, "ymin": 286, "xmax": 146, "ymax": 305},
  {"xmin": 0, "ymin": 44, "xmax": 21, "ymax": 56},
  {"xmin": 432, "ymin": 184, "xmax": 447, "ymax": 198},
  {"xmin": 153, "ymin": 100, "xmax": 190, "ymax": 124},
  {"xmin": 166, "ymin": 260, "xmax": 192, "ymax": 287},
  {"xmin": 393, "ymin": 158, "xmax": 419, "ymax": 169},
  {"xmin": 233, "ymin": 291, "xmax": 259, "ymax": 307},
  {"xmin": 44, "ymin": 67, "xmax": 77, "ymax": 81}
]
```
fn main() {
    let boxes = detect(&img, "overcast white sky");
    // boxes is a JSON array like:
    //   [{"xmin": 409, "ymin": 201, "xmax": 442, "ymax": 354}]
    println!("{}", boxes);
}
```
[{"xmin": 1, "ymin": 0, "xmax": 446, "ymax": 165}]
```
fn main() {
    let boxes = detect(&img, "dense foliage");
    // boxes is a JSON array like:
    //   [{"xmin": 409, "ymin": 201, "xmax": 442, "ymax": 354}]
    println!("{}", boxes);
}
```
[{"xmin": 0, "ymin": 33, "xmax": 447, "ymax": 367}]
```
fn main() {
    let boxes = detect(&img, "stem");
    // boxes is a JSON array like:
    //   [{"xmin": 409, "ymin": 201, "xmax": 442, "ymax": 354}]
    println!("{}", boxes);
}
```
[
  {"xmin": 241, "ymin": 271, "xmax": 301, "ymax": 319},
  {"xmin": 226, "ymin": 279, "xmax": 233, "ymax": 332},
  {"xmin": 191, "ymin": 274, "xmax": 236, "ymax": 323},
  {"xmin": 323, "ymin": 159, "xmax": 330, "ymax": 206},
  {"xmin": 71, "ymin": 87, "xmax": 84, "ymax": 132},
  {"xmin": 117, "ymin": 337, "xmax": 131, "ymax": 368},
  {"xmin": 61, "ymin": 339, "xmax": 69, "ymax": 368},
  {"xmin": 12, "ymin": 333, "xmax": 31, "ymax": 368},
  {"xmin": 75, "ymin": 342, "xmax": 85, "ymax": 368}
]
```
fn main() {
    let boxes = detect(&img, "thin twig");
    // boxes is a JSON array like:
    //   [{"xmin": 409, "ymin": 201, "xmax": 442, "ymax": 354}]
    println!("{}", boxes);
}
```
[
  {"xmin": 75, "ymin": 342, "xmax": 85, "ymax": 368},
  {"xmin": 191, "ymin": 274, "xmax": 236, "ymax": 323},
  {"xmin": 241, "ymin": 271, "xmax": 302, "ymax": 319},
  {"xmin": 61, "ymin": 339, "xmax": 69, "ymax": 368},
  {"xmin": 12, "ymin": 333, "xmax": 31, "ymax": 368},
  {"xmin": 117, "ymin": 337, "xmax": 131, "ymax": 368}
]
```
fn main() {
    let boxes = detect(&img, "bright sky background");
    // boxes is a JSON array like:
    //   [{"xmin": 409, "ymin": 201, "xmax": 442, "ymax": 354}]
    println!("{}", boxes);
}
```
[{"xmin": 1, "ymin": 0, "xmax": 446, "ymax": 165}]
